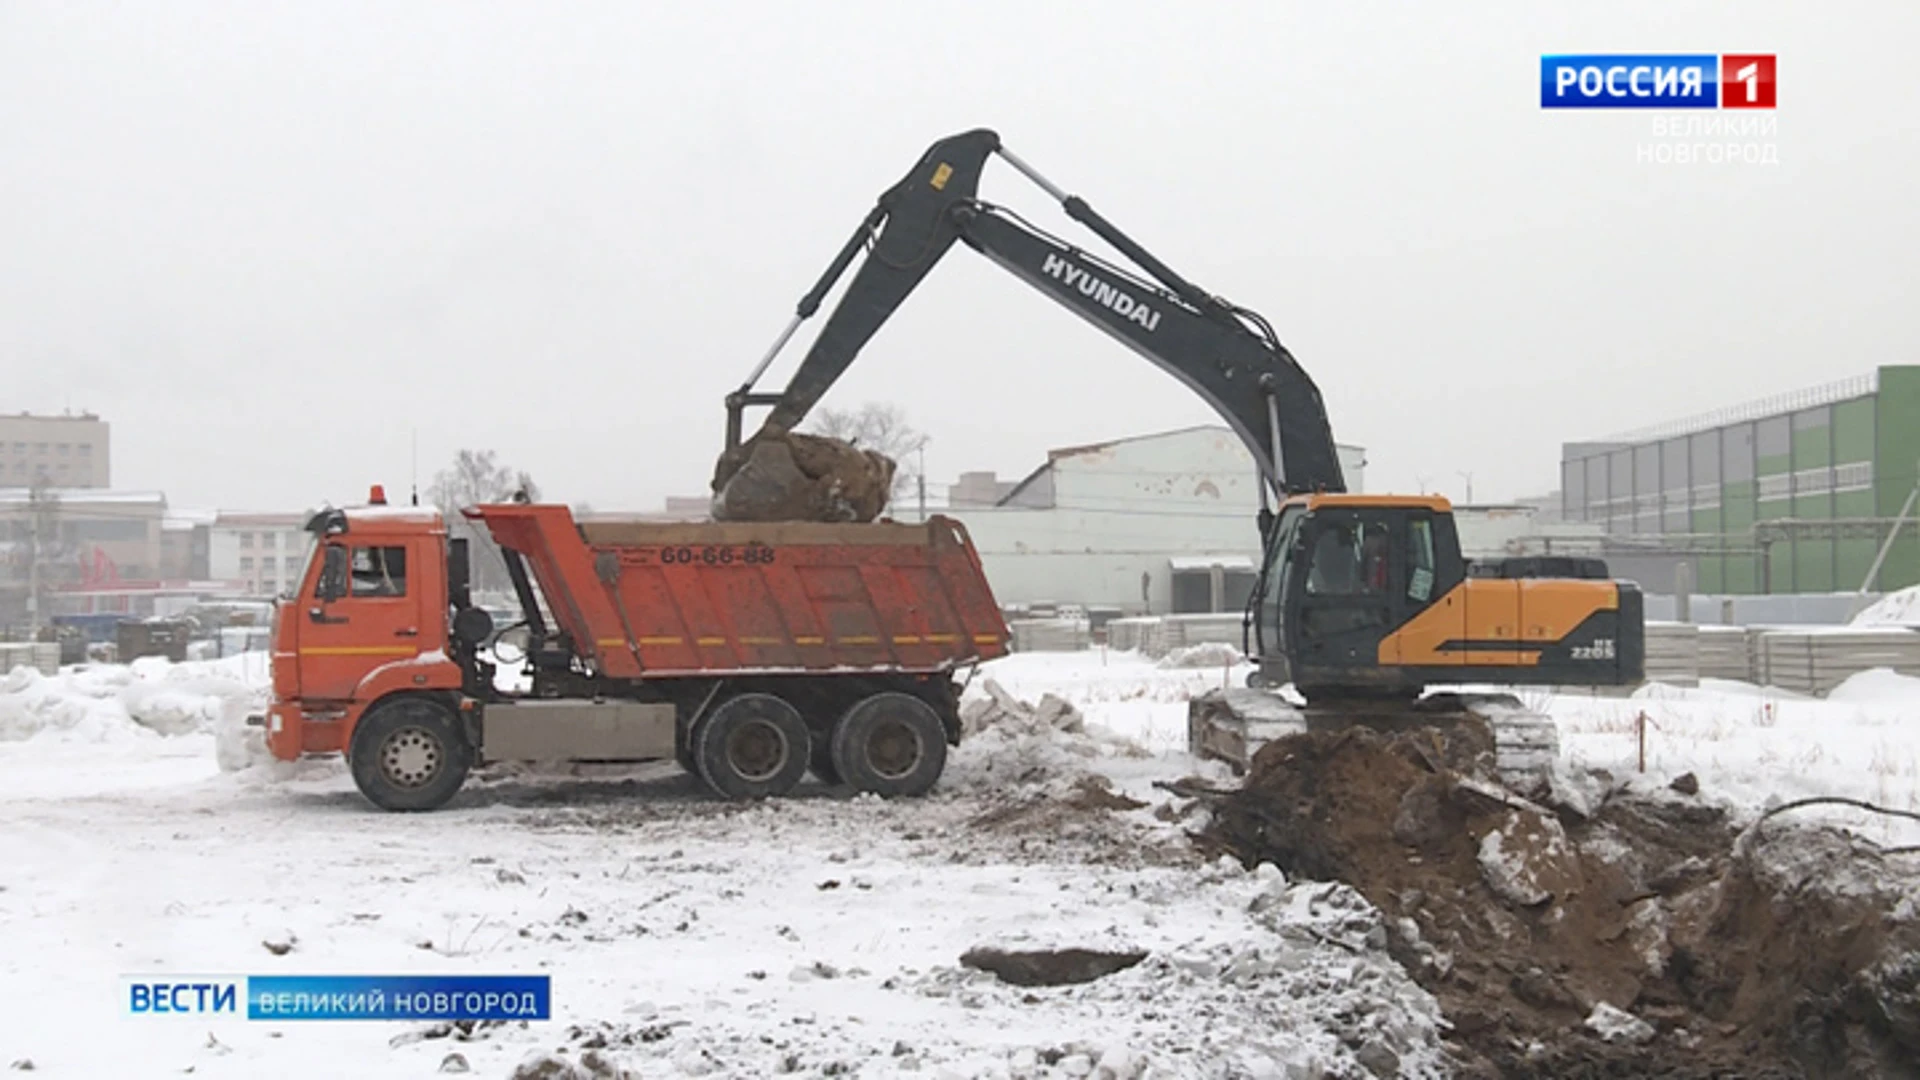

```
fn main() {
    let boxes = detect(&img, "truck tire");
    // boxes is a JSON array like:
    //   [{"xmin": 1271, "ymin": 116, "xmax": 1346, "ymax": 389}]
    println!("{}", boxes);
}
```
[
  {"xmin": 830, "ymin": 692, "xmax": 947, "ymax": 798},
  {"xmin": 694, "ymin": 693, "xmax": 811, "ymax": 800},
  {"xmin": 349, "ymin": 697, "xmax": 472, "ymax": 812}
]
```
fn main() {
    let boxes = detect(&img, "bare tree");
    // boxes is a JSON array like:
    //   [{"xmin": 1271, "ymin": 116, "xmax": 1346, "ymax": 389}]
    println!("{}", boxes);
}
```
[
  {"xmin": 426, "ymin": 450, "xmax": 540, "ymax": 597},
  {"xmin": 804, "ymin": 402, "xmax": 928, "ymax": 502},
  {"xmin": 427, "ymin": 450, "xmax": 538, "ymax": 509}
]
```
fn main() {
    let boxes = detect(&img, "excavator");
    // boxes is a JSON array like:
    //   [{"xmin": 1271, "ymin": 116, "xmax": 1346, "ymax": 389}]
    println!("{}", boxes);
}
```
[{"xmin": 712, "ymin": 128, "xmax": 1644, "ymax": 785}]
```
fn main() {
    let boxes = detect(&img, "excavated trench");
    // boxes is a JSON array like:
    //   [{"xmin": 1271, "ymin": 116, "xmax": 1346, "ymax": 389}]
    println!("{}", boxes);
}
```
[{"xmin": 1199, "ymin": 719, "xmax": 1920, "ymax": 1079}]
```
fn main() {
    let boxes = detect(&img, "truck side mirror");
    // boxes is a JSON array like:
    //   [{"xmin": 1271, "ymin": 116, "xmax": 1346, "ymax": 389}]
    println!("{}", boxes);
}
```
[{"xmin": 318, "ymin": 546, "xmax": 348, "ymax": 601}]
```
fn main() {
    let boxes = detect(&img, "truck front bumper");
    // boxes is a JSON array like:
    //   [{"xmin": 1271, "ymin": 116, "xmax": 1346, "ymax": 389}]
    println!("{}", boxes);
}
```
[{"xmin": 263, "ymin": 701, "xmax": 349, "ymax": 760}]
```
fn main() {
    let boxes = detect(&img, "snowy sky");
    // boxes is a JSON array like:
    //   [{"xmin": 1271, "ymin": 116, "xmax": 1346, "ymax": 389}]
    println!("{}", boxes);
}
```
[{"xmin": 2, "ymin": 2, "xmax": 1912, "ymax": 512}]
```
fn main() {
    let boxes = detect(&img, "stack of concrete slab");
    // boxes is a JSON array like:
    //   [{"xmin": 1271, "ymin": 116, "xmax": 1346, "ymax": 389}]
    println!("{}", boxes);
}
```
[
  {"xmin": 0, "ymin": 642, "xmax": 60, "ymax": 676},
  {"xmin": 1643, "ymin": 621, "xmax": 1701, "ymax": 687},
  {"xmin": 1695, "ymin": 625, "xmax": 1752, "ymax": 682},
  {"xmin": 1103, "ymin": 617, "xmax": 1160, "ymax": 653},
  {"xmin": 1138, "ymin": 614, "xmax": 1244, "ymax": 658},
  {"xmin": 1751, "ymin": 627, "xmax": 1920, "ymax": 695},
  {"xmin": 1008, "ymin": 618, "xmax": 1090, "ymax": 653}
]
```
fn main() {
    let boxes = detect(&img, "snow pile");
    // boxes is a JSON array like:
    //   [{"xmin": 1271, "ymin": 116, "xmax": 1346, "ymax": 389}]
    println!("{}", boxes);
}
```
[
  {"xmin": 0, "ymin": 655, "xmax": 268, "ymax": 753},
  {"xmin": 1155, "ymin": 641, "xmax": 1244, "ymax": 669},
  {"xmin": 972, "ymin": 651, "xmax": 1252, "ymax": 754},
  {"xmin": 946, "ymin": 677, "xmax": 1151, "ymax": 796},
  {"xmin": 1852, "ymin": 584, "xmax": 1920, "ymax": 627},
  {"xmin": 1825, "ymin": 665, "xmax": 1920, "ymax": 703}
]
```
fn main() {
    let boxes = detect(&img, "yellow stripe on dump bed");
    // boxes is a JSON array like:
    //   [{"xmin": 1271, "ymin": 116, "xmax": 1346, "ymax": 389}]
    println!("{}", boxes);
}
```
[
  {"xmin": 695, "ymin": 637, "xmax": 727, "ymax": 647},
  {"xmin": 839, "ymin": 635, "xmax": 879, "ymax": 645},
  {"xmin": 736, "ymin": 636, "xmax": 782, "ymax": 645},
  {"xmin": 973, "ymin": 634, "xmax": 1002, "ymax": 645},
  {"xmin": 794, "ymin": 636, "xmax": 825, "ymax": 645},
  {"xmin": 637, "ymin": 636, "xmax": 684, "ymax": 646}
]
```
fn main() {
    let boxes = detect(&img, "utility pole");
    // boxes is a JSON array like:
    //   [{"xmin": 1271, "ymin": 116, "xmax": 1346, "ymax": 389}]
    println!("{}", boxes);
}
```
[
  {"xmin": 25, "ymin": 478, "xmax": 56, "ymax": 632},
  {"xmin": 1457, "ymin": 470, "xmax": 1475, "ymax": 505},
  {"xmin": 915, "ymin": 443, "xmax": 927, "ymax": 523}
]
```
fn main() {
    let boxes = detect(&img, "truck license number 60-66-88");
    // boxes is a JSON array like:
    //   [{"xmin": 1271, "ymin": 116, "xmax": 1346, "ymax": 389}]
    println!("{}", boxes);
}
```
[{"xmin": 658, "ymin": 544, "xmax": 776, "ymax": 566}]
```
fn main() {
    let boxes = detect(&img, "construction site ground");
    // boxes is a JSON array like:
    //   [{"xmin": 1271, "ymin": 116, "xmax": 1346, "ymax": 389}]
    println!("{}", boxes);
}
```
[{"xmin": 2, "ymin": 651, "xmax": 1918, "ymax": 1078}]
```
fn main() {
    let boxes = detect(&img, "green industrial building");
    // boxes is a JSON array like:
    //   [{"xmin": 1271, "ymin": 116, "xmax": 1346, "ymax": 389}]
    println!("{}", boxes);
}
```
[{"xmin": 1561, "ymin": 366, "xmax": 1920, "ymax": 595}]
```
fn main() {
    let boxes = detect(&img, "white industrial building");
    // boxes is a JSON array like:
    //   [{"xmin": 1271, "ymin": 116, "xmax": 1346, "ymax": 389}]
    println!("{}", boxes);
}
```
[
  {"xmin": 209, "ymin": 512, "xmax": 312, "ymax": 597},
  {"xmin": 943, "ymin": 426, "xmax": 1367, "ymax": 615}
]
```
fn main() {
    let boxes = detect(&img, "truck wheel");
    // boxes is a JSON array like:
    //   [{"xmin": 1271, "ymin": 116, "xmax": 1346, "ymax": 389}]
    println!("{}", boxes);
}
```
[
  {"xmin": 830, "ymin": 692, "xmax": 947, "ymax": 798},
  {"xmin": 694, "ymin": 693, "xmax": 811, "ymax": 800},
  {"xmin": 349, "ymin": 697, "xmax": 472, "ymax": 812}
]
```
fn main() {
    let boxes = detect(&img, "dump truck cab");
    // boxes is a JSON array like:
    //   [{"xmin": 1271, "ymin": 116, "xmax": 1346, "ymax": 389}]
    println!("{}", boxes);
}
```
[
  {"xmin": 1252, "ymin": 493, "xmax": 1644, "ymax": 698},
  {"xmin": 265, "ymin": 492, "xmax": 469, "ymax": 763}
]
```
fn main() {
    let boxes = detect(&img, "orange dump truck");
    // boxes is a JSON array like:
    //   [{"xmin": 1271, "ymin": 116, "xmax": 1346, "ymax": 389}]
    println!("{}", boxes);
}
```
[{"xmin": 255, "ymin": 490, "xmax": 1009, "ymax": 811}]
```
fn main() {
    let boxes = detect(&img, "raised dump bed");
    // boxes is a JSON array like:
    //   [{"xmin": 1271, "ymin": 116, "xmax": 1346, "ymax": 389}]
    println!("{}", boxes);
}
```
[{"xmin": 480, "ymin": 508, "xmax": 1009, "ymax": 678}]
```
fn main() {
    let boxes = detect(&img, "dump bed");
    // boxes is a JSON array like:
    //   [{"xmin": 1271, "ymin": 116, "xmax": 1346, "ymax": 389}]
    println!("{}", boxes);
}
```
[{"xmin": 471, "ymin": 505, "xmax": 1009, "ymax": 678}]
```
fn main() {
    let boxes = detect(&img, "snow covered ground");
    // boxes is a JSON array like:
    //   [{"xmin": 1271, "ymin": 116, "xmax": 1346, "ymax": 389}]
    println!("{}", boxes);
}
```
[
  {"xmin": 2, "ymin": 646, "xmax": 1918, "ymax": 1077},
  {"xmin": 1537, "ymin": 669, "xmax": 1920, "ymax": 850},
  {"xmin": 0, "ymin": 650, "xmax": 1442, "ymax": 1079}
]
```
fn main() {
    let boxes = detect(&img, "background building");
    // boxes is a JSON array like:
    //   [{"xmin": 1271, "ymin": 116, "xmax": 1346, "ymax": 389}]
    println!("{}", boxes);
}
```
[
  {"xmin": 947, "ymin": 425, "xmax": 1367, "ymax": 615},
  {"xmin": 0, "ymin": 412, "xmax": 110, "ymax": 488},
  {"xmin": 947, "ymin": 472, "xmax": 1019, "ymax": 508},
  {"xmin": 1561, "ymin": 366, "xmax": 1920, "ymax": 594},
  {"xmin": 0, "ymin": 488, "xmax": 167, "ymax": 625},
  {"xmin": 210, "ymin": 513, "xmax": 313, "ymax": 596}
]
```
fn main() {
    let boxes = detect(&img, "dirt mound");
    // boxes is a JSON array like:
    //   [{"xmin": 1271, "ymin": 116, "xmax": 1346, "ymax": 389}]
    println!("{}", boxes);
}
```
[
  {"xmin": 710, "ymin": 425, "xmax": 897, "ymax": 523},
  {"xmin": 1200, "ymin": 721, "xmax": 1920, "ymax": 1078}
]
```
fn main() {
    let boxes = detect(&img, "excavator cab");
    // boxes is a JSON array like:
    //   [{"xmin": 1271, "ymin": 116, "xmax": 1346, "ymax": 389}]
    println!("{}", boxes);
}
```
[
  {"xmin": 1255, "ymin": 494, "xmax": 1643, "ymax": 699},
  {"xmin": 1255, "ymin": 495, "xmax": 1463, "ymax": 697}
]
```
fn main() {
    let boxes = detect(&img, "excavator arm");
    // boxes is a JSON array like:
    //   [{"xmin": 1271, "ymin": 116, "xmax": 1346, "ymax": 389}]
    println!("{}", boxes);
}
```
[{"xmin": 722, "ymin": 128, "xmax": 1347, "ymax": 499}]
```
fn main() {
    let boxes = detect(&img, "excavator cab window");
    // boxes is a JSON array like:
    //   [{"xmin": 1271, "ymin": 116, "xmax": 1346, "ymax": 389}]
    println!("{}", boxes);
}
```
[
  {"xmin": 1254, "ymin": 505, "xmax": 1306, "ymax": 654},
  {"xmin": 1407, "ymin": 518, "xmax": 1437, "ymax": 602},
  {"xmin": 1297, "ymin": 518, "xmax": 1374, "ymax": 591},
  {"xmin": 1293, "ymin": 512, "xmax": 1399, "ymax": 671}
]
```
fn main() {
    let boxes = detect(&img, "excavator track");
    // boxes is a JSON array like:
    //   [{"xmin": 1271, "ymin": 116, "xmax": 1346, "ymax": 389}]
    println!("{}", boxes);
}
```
[{"xmin": 1187, "ymin": 687, "xmax": 1560, "ymax": 795}]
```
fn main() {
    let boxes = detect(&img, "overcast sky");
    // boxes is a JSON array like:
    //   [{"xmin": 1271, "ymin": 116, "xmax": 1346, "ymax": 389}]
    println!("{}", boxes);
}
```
[{"xmin": 2, "ymin": 2, "xmax": 1912, "ymax": 512}]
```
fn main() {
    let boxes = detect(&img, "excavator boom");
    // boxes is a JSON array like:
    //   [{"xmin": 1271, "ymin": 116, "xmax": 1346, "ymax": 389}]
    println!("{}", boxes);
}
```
[{"xmin": 723, "ymin": 128, "xmax": 1345, "ymax": 499}]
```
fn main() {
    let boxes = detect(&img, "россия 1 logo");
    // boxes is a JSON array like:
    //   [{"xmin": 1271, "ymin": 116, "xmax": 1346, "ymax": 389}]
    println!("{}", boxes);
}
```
[{"xmin": 1540, "ymin": 55, "xmax": 1776, "ymax": 109}]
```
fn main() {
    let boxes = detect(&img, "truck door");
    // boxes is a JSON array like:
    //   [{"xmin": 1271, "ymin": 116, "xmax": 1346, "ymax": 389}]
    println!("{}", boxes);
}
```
[{"xmin": 297, "ymin": 539, "xmax": 424, "ymax": 702}]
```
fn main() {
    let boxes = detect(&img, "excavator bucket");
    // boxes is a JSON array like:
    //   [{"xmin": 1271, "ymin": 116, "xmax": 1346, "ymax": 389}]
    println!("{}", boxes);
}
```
[{"xmin": 710, "ymin": 426, "xmax": 898, "ymax": 523}]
